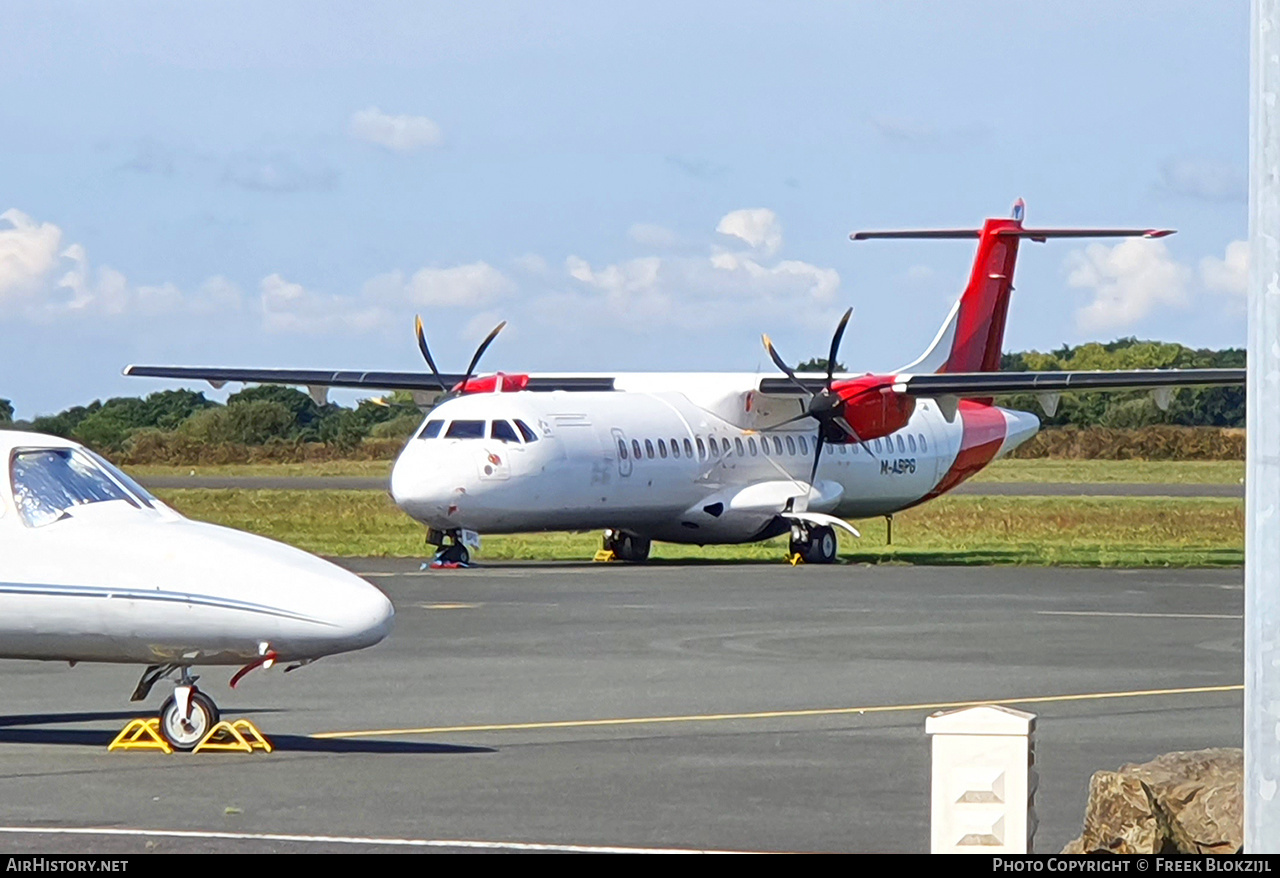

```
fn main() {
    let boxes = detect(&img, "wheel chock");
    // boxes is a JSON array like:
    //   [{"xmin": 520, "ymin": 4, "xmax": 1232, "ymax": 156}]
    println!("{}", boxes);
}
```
[
  {"xmin": 107, "ymin": 718, "xmax": 173, "ymax": 754},
  {"xmin": 193, "ymin": 719, "xmax": 274, "ymax": 754},
  {"xmin": 592, "ymin": 549, "xmax": 617, "ymax": 563},
  {"xmin": 787, "ymin": 552, "xmax": 804, "ymax": 566}
]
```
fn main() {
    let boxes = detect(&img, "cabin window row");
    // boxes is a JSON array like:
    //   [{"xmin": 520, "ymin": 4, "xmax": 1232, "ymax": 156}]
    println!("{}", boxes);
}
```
[{"xmin": 615, "ymin": 432, "xmax": 928, "ymax": 462}]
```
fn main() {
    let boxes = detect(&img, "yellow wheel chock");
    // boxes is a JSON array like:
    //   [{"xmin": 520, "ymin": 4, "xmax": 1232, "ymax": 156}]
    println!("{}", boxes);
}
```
[
  {"xmin": 592, "ymin": 549, "xmax": 617, "ymax": 563},
  {"xmin": 107, "ymin": 718, "xmax": 173, "ymax": 754},
  {"xmin": 788, "ymin": 552, "xmax": 804, "ymax": 566},
  {"xmin": 192, "ymin": 719, "xmax": 273, "ymax": 754}
]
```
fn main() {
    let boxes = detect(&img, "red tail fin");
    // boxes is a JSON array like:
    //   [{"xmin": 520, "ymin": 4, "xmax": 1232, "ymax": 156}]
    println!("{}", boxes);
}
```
[{"xmin": 851, "ymin": 201, "xmax": 1175, "ymax": 375}]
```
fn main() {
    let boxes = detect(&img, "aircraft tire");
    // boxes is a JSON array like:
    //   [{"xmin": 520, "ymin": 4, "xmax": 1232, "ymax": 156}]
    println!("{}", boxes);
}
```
[
  {"xmin": 158, "ymin": 691, "xmax": 220, "ymax": 751},
  {"xmin": 619, "ymin": 534, "xmax": 651, "ymax": 563},
  {"xmin": 799, "ymin": 526, "xmax": 838, "ymax": 565},
  {"xmin": 438, "ymin": 544, "xmax": 470, "ymax": 565}
]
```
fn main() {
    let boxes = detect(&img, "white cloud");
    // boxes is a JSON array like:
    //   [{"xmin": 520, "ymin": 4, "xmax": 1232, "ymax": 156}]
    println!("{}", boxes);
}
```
[
  {"xmin": 554, "ymin": 210, "xmax": 839, "ymax": 332},
  {"xmin": 260, "ymin": 262, "xmax": 514, "ymax": 335},
  {"xmin": 715, "ymin": 208, "xmax": 783, "ymax": 256},
  {"xmin": 362, "ymin": 262, "xmax": 514, "ymax": 309},
  {"xmin": 1201, "ymin": 240, "xmax": 1249, "ymax": 297},
  {"xmin": 0, "ymin": 209, "xmax": 63, "ymax": 306},
  {"xmin": 1066, "ymin": 239, "xmax": 1192, "ymax": 332},
  {"xmin": 260, "ymin": 274, "xmax": 388, "ymax": 335},
  {"xmin": 0, "ymin": 208, "xmax": 245, "ymax": 323},
  {"xmin": 1158, "ymin": 158, "xmax": 1246, "ymax": 202},
  {"xmin": 627, "ymin": 223, "xmax": 679, "ymax": 248},
  {"xmin": 349, "ymin": 107, "xmax": 443, "ymax": 152}
]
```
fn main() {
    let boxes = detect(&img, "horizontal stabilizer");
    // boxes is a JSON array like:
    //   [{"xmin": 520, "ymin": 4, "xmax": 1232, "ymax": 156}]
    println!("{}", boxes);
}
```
[{"xmin": 851, "ymin": 228, "xmax": 1174, "ymax": 242}]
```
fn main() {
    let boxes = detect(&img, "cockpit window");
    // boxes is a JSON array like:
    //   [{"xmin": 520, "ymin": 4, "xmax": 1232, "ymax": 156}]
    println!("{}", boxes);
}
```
[
  {"xmin": 11, "ymin": 448, "xmax": 140, "ymax": 528},
  {"xmin": 419, "ymin": 420, "xmax": 444, "ymax": 440},
  {"xmin": 514, "ymin": 420, "xmax": 539, "ymax": 443},
  {"xmin": 444, "ymin": 420, "xmax": 485, "ymax": 439},
  {"xmin": 490, "ymin": 420, "xmax": 520, "ymax": 443},
  {"xmin": 83, "ymin": 449, "xmax": 157, "ymax": 508}
]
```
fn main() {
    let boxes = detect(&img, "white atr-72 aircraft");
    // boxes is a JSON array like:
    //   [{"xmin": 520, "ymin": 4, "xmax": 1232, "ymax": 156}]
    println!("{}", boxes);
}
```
[
  {"xmin": 127, "ymin": 202, "xmax": 1244, "ymax": 565},
  {"xmin": 0, "ymin": 430, "xmax": 395, "ymax": 748}
]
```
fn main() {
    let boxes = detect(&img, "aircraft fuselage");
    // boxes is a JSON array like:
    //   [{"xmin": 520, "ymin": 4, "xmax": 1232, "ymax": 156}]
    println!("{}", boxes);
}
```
[{"xmin": 390, "ymin": 382, "xmax": 1040, "ymax": 544}]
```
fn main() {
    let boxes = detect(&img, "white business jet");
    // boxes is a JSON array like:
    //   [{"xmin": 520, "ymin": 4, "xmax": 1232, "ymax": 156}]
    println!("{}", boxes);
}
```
[
  {"xmin": 0, "ymin": 430, "xmax": 395, "ymax": 748},
  {"xmin": 126, "ymin": 202, "xmax": 1244, "ymax": 565}
]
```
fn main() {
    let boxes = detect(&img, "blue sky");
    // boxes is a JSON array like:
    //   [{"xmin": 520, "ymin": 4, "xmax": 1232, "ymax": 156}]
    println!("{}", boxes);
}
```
[{"xmin": 0, "ymin": 1, "xmax": 1250, "ymax": 417}]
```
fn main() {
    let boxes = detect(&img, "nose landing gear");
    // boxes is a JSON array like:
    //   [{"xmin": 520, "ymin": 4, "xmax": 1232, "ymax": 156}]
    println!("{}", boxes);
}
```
[
  {"xmin": 134, "ymin": 666, "xmax": 222, "ymax": 751},
  {"xmin": 426, "ymin": 528, "xmax": 475, "ymax": 566},
  {"xmin": 159, "ymin": 685, "xmax": 221, "ymax": 751}
]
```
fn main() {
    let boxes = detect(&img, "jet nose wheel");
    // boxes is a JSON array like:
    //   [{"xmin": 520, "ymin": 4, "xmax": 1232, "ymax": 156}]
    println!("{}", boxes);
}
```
[{"xmin": 158, "ymin": 691, "xmax": 220, "ymax": 751}]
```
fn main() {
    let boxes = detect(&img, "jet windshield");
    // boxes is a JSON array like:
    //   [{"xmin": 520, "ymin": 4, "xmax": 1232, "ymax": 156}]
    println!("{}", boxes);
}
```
[{"xmin": 10, "ymin": 448, "xmax": 151, "ymax": 528}]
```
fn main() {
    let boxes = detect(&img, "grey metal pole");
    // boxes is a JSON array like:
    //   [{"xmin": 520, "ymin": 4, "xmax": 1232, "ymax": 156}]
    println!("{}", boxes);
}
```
[{"xmin": 1247, "ymin": 0, "xmax": 1280, "ymax": 853}]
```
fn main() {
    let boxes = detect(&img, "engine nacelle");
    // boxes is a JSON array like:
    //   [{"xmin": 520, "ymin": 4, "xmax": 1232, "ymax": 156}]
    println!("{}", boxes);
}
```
[{"xmin": 828, "ymin": 375, "xmax": 915, "ymax": 442}]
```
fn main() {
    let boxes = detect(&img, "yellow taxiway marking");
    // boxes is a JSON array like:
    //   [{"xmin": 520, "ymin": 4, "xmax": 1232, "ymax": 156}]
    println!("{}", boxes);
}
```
[
  {"xmin": 1037, "ymin": 610, "xmax": 1242, "ymax": 620},
  {"xmin": 311, "ymin": 683, "xmax": 1243, "ymax": 740},
  {"xmin": 416, "ymin": 602, "xmax": 480, "ymax": 610}
]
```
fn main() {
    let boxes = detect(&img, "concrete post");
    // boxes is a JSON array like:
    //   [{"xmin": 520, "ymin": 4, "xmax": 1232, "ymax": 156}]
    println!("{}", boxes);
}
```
[
  {"xmin": 1247, "ymin": 0, "xmax": 1280, "ymax": 852},
  {"xmin": 925, "ymin": 704, "xmax": 1037, "ymax": 854}
]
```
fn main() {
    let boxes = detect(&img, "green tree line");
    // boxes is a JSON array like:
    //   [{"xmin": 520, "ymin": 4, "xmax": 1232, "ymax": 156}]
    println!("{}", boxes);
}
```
[
  {"xmin": 999, "ymin": 338, "xmax": 1244, "ymax": 428},
  {"xmin": 0, "ymin": 386, "xmax": 423, "ymax": 453}
]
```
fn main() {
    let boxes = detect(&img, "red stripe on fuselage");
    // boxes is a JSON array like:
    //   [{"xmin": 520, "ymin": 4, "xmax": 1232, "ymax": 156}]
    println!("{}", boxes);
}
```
[{"xmin": 920, "ymin": 401, "xmax": 1007, "ymax": 502}]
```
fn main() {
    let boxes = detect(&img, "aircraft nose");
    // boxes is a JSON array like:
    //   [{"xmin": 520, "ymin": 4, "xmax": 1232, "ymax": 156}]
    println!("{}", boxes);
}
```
[
  {"xmin": 317, "ymin": 567, "xmax": 395, "ymax": 652},
  {"xmin": 390, "ymin": 443, "xmax": 458, "ymax": 523}
]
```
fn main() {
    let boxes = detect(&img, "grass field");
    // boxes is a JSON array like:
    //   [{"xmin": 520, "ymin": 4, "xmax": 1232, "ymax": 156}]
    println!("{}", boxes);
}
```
[
  {"xmin": 130, "ymin": 458, "xmax": 1246, "ymax": 485},
  {"xmin": 970, "ymin": 459, "xmax": 1244, "ymax": 484},
  {"xmin": 155, "ymin": 489, "xmax": 1244, "ymax": 567}
]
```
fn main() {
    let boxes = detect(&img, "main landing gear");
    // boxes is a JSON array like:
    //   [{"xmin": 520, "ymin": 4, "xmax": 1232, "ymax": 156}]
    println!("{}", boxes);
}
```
[
  {"xmin": 133, "ymin": 665, "xmax": 221, "ymax": 751},
  {"xmin": 602, "ymin": 529, "xmax": 651, "ymax": 563},
  {"xmin": 790, "ymin": 523, "xmax": 838, "ymax": 564}
]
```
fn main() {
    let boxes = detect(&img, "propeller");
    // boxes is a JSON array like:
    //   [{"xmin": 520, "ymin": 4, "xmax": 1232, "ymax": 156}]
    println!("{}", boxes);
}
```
[
  {"xmin": 761, "ymin": 307, "xmax": 877, "ymax": 488},
  {"xmin": 414, "ymin": 314, "xmax": 508, "ymax": 399}
]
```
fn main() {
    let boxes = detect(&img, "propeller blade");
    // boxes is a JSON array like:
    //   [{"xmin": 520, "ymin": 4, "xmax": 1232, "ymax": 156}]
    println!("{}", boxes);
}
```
[
  {"xmin": 808, "ymin": 433, "xmax": 825, "ymax": 489},
  {"xmin": 762, "ymin": 334, "xmax": 812, "ymax": 396},
  {"xmin": 414, "ymin": 315, "xmax": 448, "ymax": 390},
  {"xmin": 835, "ymin": 415, "xmax": 877, "ymax": 459},
  {"xmin": 761, "ymin": 412, "xmax": 814, "ymax": 431},
  {"xmin": 825, "ymin": 307, "xmax": 853, "ymax": 387},
  {"xmin": 460, "ymin": 321, "xmax": 508, "ymax": 389}
]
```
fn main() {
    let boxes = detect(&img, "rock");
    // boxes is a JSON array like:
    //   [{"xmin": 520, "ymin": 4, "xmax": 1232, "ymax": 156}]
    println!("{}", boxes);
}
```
[{"xmin": 1061, "ymin": 748, "xmax": 1242, "ymax": 855}]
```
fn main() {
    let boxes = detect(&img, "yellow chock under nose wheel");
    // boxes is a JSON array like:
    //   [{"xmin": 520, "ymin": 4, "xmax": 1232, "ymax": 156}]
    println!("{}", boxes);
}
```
[
  {"xmin": 107, "ymin": 718, "xmax": 173, "ymax": 754},
  {"xmin": 593, "ymin": 549, "xmax": 617, "ymax": 563},
  {"xmin": 193, "ymin": 719, "xmax": 273, "ymax": 754},
  {"xmin": 107, "ymin": 717, "xmax": 272, "ymax": 754},
  {"xmin": 788, "ymin": 552, "xmax": 804, "ymax": 566}
]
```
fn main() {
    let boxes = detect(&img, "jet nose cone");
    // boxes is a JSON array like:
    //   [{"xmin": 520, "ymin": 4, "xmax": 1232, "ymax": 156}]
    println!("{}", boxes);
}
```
[{"xmin": 340, "ymin": 579, "xmax": 396, "ymax": 650}]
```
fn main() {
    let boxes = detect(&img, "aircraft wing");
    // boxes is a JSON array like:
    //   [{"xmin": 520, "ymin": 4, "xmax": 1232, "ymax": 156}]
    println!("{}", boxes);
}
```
[
  {"xmin": 756, "ymin": 369, "xmax": 1245, "ymax": 397},
  {"xmin": 123, "ymin": 365, "xmax": 616, "ymax": 399}
]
